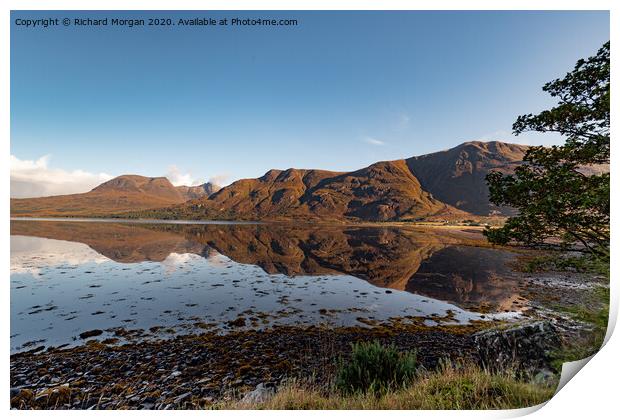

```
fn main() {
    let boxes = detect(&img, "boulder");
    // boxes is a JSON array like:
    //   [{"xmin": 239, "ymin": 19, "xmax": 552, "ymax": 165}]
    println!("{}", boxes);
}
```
[
  {"xmin": 473, "ymin": 321, "xmax": 561, "ymax": 376},
  {"xmin": 241, "ymin": 383, "xmax": 275, "ymax": 404}
]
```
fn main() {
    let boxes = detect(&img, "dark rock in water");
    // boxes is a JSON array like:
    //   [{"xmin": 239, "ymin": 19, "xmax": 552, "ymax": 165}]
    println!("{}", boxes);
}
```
[
  {"xmin": 227, "ymin": 317, "xmax": 246, "ymax": 328},
  {"xmin": 79, "ymin": 329, "xmax": 103, "ymax": 339},
  {"xmin": 473, "ymin": 321, "xmax": 561, "ymax": 376}
]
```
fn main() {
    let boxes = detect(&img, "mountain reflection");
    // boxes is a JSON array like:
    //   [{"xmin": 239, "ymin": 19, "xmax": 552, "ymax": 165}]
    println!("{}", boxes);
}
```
[{"xmin": 10, "ymin": 220, "xmax": 525, "ymax": 312}]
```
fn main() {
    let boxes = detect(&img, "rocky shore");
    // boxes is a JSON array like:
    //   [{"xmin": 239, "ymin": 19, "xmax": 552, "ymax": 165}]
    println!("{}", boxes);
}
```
[{"xmin": 11, "ymin": 324, "xmax": 481, "ymax": 409}]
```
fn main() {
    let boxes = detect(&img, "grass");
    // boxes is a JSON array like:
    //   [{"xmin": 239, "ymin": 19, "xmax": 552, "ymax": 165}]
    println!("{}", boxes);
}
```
[
  {"xmin": 223, "ymin": 363, "xmax": 556, "ymax": 410},
  {"xmin": 335, "ymin": 341, "xmax": 417, "ymax": 395}
]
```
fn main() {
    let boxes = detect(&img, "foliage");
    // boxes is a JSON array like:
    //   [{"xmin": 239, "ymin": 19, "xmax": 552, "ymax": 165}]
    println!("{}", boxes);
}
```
[
  {"xmin": 335, "ymin": 341, "xmax": 417, "ymax": 395},
  {"xmin": 484, "ymin": 42, "xmax": 610, "ymax": 256}
]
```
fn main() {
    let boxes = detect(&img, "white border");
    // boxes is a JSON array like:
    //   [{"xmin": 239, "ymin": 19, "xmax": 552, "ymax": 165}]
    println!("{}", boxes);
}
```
[{"xmin": 2, "ymin": 2, "xmax": 617, "ymax": 419}]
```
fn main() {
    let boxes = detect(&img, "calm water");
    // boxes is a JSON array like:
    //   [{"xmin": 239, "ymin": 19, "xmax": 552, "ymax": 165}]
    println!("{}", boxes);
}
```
[{"xmin": 10, "ymin": 220, "xmax": 527, "ymax": 353}]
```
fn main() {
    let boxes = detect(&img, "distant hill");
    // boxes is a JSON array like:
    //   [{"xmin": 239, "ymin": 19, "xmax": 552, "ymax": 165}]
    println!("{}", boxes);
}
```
[
  {"xmin": 10, "ymin": 175, "xmax": 218, "ymax": 217},
  {"xmin": 11, "ymin": 141, "xmax": 553, "ymax": 220},
  {"xmin": 163, "ymin": 159, "xmax": 468, "ymax": 222},
  {"xmin": 155, "ymin": 141, "xmax": 533, "ymax": 221},
  {"xmin": 175, "ymin": 182, "xmax": 220, "ymax": 200},
  {"xmin": 406, "ymin": 141, "xmax": 529, "ymax": 215}
]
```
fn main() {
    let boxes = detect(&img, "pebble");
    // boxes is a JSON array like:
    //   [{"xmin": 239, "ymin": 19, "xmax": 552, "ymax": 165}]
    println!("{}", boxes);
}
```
[{"xmin": 173, "ymin": 392, "xmax": 192, "ymax": 404}]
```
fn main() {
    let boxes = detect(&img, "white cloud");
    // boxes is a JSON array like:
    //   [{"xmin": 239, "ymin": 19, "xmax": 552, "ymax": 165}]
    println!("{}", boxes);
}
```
[
  {"xmin": 10, "ymin": 155, "xmax": 113, "ymax": 198},
  {"xmin": 207, "ymin": 174, "xmax": 230, "ymax": 187},
  {"xmin": 363, "ymin": 136, "xmax": 386, "ymax": 146},
  {"xmin": 166, "ymin": 166, "xmax": 231, "ymax": 188},
  {"xmin": 165, "ymin": 165, "xmax": 203, "ymax": 187}
]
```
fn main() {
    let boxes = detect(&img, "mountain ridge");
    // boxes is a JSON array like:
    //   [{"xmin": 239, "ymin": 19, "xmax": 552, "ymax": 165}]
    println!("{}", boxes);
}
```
[
  {"xmin": 405, "ymin": 141, "xmax": 530, "ymax": 215},
  {"xmin": 11, "ymin": 141, "xmax": 541, "ymax": 220},
  {"xmin": 11, "ymin": 174, "xmax": 220, "ymax": 217},
  {"xmin": 165, "ymin": 158, "xmax": 468, "ymax": 222}
]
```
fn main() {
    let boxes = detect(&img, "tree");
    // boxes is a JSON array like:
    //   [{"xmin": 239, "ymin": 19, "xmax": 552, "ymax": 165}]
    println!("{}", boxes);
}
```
[{"xmin": 484, "ymin": 41, "xmax": 609, "ymax": 256}]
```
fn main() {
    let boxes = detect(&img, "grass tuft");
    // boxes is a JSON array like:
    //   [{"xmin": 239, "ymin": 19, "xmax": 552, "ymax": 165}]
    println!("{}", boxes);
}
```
[{"xmin": 335, "ymin": 341, "xmax": 417, "ymax": 395}]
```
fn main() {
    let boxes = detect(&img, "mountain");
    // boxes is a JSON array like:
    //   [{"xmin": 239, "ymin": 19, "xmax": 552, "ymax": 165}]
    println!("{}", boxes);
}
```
[
  {"xmin": 11, "ymin": 141, "xmax": 535, "ymax": 220},
  {"xmin": 92, "ymin": 175, "xmax": 186, "ymax": 201},
  {"xmin": 10, "ymin": 175, "xmax": 217, "ymax": 217},
  {"xmin": 406, "ymin": 141, "xmax": 529, "ymax": 215},
  {"xmin": 155, "ymin": 141, "xmax": 531, "ymax": 221},
  {"xmin": 175, "ymin": 182, "xmax": 220, "ymax": 200},
  {"xmin": 162, "ymin": 159, "xmax": 468, "ymax": 222}
]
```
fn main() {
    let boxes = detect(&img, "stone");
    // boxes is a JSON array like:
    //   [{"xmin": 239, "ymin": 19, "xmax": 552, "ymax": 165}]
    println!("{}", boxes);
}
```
[
  {"xmin": 173, "ymin": 392, "xmax": 192, "ymax": 405},
  {"xmin": 532, "ymin": 368, "xmax": 556, "ymax": 386},
  {"xmin": 473, "ymin": 321, "xmax": 561, "ymax": 375},
  {"xmin": 241, "ymin": 383, "xmax": 274, "ymax": 404},
  {"xmin": 34, "ymin": 393, "xmax": 48, "ymax": 403}
]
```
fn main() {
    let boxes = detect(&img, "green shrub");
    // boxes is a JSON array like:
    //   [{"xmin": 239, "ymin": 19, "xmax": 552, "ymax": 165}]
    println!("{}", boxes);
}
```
[{"xmin": 335, "ymin": 341, "xmax": 417, "ymax": 395}]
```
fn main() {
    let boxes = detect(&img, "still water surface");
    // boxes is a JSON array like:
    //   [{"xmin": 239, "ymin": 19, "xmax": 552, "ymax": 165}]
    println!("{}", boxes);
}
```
[{"xmin": 10, "ymin": 220, "xmax": 527, "ymax": 353}]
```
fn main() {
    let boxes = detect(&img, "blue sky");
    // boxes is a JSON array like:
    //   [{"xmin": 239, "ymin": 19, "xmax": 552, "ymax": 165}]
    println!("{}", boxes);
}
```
[{"xmin": 10, "ymin": 10, "xmax": 609, "ymax": 193}]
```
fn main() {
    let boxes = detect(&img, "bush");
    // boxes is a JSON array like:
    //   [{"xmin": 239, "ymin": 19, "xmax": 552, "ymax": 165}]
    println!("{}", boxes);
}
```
[{"xmin": 335, "ymin": 341, "xmax": 417, "ymax": 395}]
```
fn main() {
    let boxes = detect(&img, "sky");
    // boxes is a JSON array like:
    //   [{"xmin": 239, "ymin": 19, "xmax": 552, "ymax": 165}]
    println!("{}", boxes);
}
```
[{"xmin": 10, "ymin": 10, "xmax": 609, "ymax": 197}]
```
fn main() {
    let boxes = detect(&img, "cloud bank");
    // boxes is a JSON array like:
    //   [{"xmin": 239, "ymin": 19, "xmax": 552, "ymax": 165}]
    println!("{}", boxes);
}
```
[{"xmin": 10, "ymin": 155, "xmax": 113, "ymax": 198}]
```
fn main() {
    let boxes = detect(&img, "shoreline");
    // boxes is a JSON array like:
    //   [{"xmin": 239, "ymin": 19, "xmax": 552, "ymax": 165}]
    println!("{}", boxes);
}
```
[{"xmin": 10, "ymin": 216, "xmax": 493, "ymax": 231}]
